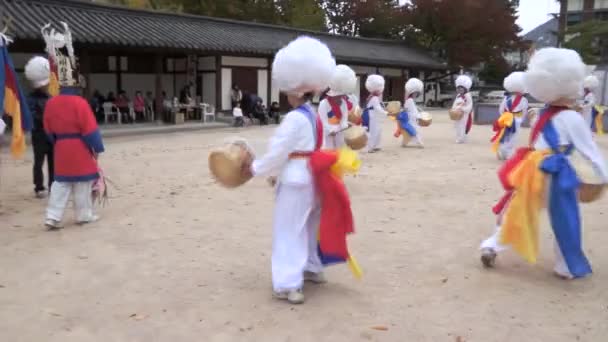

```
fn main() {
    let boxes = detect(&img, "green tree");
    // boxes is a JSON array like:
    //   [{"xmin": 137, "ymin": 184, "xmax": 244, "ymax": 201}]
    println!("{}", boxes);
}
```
[
  {"xmin": 564, "ymin": 20, "xmax": 608, "ymax": 64},
  {"xmin": 280, "ymin": 0, "xmax": 326, "ymax": 31}
]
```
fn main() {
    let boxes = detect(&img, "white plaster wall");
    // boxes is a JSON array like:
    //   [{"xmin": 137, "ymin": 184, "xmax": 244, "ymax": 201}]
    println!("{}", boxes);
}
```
[
  {"xmin": 121, "ymin": 74, "xmax": 155, "ymax": 96},
  {"xmin": 90, "ymin": 74, "xmax": 117, "ymax": 97},
  {"xmin": 222, "ymin": 56, "xmax": 268, "ymax": 68},
  {"xmin": 271, "ymin": 79, "xmax": 280, "ymax": 104},
  {"xmin": 257, "ymin": 69, "xmax": 268, "ymax": 105},
  {"xmin": 221, "ymin": 68, "xmax": 232, "ymax": 110}
]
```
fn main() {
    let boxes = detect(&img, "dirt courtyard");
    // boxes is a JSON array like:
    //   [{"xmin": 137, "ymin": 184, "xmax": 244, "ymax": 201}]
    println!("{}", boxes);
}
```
[{"xmin": 1, "ymin": 112, "xmax": 607, "ymax": 342}]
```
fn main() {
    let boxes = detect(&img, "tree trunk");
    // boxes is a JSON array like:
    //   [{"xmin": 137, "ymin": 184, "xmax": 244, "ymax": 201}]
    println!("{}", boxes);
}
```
[{"xmin": 558, "ymin": 0, "xmax": 568, "ymax": 47}]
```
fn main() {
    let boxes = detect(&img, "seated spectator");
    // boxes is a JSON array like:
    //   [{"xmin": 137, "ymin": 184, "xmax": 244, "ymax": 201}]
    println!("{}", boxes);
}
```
[
  {"xmin": 232, "ymin": 103, "xmax": 244, "ymax": 127},
  {"xmin": 106, "ymin": 91, "xmax": 116, "ymax": 103},
  {"xmin": 269, "ymin": 101, "xmax": 281, "ymax": 124},
  {"xmin": 252, "ymin": 99, "xmax": 268, "ymax": 125},
  {"xmin": 133, "ymin": 91, "xmax": 145, "ymax": 122},
  {"xmin": 90, "ymin": 90, "xmax": 104, "ymax": 123},
  {"xmin": 145, "ymin": 91, "xmax": 154, "ymax": 119},
  {"xmin": 115, "ymin": 90, "xmax": 132, "ymax": 124}
]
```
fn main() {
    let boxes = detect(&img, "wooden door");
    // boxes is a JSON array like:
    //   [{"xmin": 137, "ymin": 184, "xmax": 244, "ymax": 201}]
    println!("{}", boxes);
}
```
[{"xmin": 231, "ymin": 67, "xmax": 258, "ymax": 96}]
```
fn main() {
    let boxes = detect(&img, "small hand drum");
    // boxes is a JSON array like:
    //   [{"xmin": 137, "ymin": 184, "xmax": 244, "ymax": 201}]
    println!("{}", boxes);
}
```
[
  {"xmin": 418, "ymin": 111, "xmax": 432, "ymax": 127},
  {"xmin": 571, "ymin": 154, "xmax": 606, "ymax": 203},
  {"xmin": 449, "ymin": 108, "xmax": 464, "ymax": 121},
  {"xmin": 385, "ymin": 101, "xmax": 402, "ymax": 115},
  {"xmin": 208, "ymin": 142, "xmax": 253, "ymax": 188},
  {"xmin": 348, "ymin": 106, "xmax": 362, "ymax": 124},
  {"xmin": 344, "ymin": 126, "xmax": 368, "ymax": 151}
]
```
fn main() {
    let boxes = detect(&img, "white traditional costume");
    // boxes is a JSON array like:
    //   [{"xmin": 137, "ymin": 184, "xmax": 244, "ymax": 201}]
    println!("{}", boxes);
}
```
[
  {"xmin": 480, "ymin": 48, "xmax": 608, "ymax": 279},
  {"xmin": 581, "ymin": 75, "xmax": 599, "ymax": 127},
  {"xmin": 451, "ymin": 75, "xmax": 474, "ymax": 143},
  {"xmin": 395, "ymin": 78, "xmax": 424, "ymax": 147},
  {"xmin": 492, "ymin": 72, "xmax": 529, "ymax": 160},
  {"xmin": 249, "ymin": 37, "xmax": 360, "ymax": 304},
  {"xmin": 581, "ymin": 75, "xmax": 605, "ymax": 135},
  {"xmin": 318, "ymin": 65, "xmax": 356, "ymax": 149},
  {"xmin": 363, "ymin": 75, "xmax": 387, "ymax": 152}
]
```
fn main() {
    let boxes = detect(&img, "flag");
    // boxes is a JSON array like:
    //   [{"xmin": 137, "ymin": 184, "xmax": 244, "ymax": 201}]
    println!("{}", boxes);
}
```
[
  {"xmin": 48, "ymin": 55, "xmax": 60, "ymax": 96},
  {"xmin": 0, "ymin": 38, "xmax": 32, "ymax": 157}
]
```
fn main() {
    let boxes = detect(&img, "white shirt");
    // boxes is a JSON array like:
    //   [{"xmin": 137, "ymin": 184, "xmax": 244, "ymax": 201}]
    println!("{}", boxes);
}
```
[
  {"xmin": 404, "ymin": 98, "xmax": 420, "ymax": 121},
  {"xmin": 534, "ymin": 109, "xmax": 608, "ymax": 182},
  {"xmin": 232, "ymin": 107, "xmax": 243, "ymax": 118},
  {"xmin": 581, "ymin": 92, "xmax": 596, "ymax": 127},
  {"xmin": 499, "ymin": 94, "xmax": 529, "ymax": 123},
  {"xmin": 366, "ymin": 96, "xmax": 387, "ymax": 116},
  {"xmin": 0, "ymin": 118, "xmax": 5, "ymax": 135},
  {"xmin": 452, "ymin": 93, "xmax": 473, "ymax": 115},
  {"xmin": 252, "ymin": 105, "xmax": 317, "ymax": 185}
]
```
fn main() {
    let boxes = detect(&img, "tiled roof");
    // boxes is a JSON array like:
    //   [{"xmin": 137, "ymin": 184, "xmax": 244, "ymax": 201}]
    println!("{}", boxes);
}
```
[
  {"xmin": 523, "ymin": 18, "xmax": 558, "ymax": 49},
  {"xmin": 1, "ymin": 0, "xmax": 445, "ymax": 69}
]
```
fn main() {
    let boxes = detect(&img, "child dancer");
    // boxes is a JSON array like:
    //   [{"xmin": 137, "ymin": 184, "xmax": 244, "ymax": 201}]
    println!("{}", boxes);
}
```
[
  {"xmin": 242, "ymin": 37, "xmax": 359, "ymax": 304},
  {"xmin": 318, "ymin": 65, "xmax": 356, "ymax": 149},
  {"xmin": 492, "ymin": 72, "xmax": 529, "ymax": 160},
  {"xmin": 363, "ymin": 75, "xmax": 387, "ymax": 152},
  {"xmin": 480, "ymin": 48, "xmax": 608, "ymax": 279},
  {"xmin": 395, "ymin": 78, "xmax": 424, "ymax": 148},
  {"xmin": 451, "ymin": 75, "xmax": 474, "ymax": 144}
]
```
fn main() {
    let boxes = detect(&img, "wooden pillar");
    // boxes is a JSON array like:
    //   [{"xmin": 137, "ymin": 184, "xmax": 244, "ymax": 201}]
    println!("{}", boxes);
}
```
[
  {"xmin": 80, "ymin": 50, "xmax": 91, "ymax": 99},
  {"xmin": 115, "ymin": 55, "xmax": 122, "ymax": 93},
  {"xmin": 215, "ymin": 55, "xmax": 221, "ymax": 111},
  {"xmin": 267, "ymin": 57, "xmax": 272, "ymax": 106},
  {"xmin": 154, "ymin": 54, "xmax": 163, "ymax": 122}
]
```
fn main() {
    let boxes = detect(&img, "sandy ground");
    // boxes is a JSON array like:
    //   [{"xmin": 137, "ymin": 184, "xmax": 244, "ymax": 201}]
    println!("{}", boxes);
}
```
[{"xmin": 1, "ymin": 111, "xmax": 608, "ymax": 342}]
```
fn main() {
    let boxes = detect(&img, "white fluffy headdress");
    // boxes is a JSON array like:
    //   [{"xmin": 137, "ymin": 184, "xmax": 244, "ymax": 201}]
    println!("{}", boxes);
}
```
[
  {"xmin": 503, "ymin": 72, "xmax": 526, "ymax": 93},
  {"xmin": 327, "ymin": 64, "xmax": 356, "ymax": 96},
  {"xmin": 272, "ymin": 36, "xmax": 336, "ymax": 95},
  {"xmin": 455, "ymin": 75, "xmax": 472, "ymax": 90},
  {"xmin": 365, "ymin": 74, "xmax": 385, "ymax": 93},
  {"xmin": 25, "ymin": 56, "xmax": 51, "ymax": 88},
  {"xmin": 405, "ymin": 78, "xmax": 423, "ymax": 95},
  {"xmin": 525, "ymin": 48, "xmax": 586, "ymax": 103},
  {"xmin": 583, "ymin": 75, "xmax": 600, "ymax": 90}
]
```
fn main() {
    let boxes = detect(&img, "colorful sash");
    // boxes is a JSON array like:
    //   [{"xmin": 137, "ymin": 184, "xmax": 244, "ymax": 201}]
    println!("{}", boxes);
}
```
[
  {"xmin": 457, "ymin": 94, "xmax": 474, "ymax": 134},
  {"xmin": 327, "ymin": 95, "xmax": 345, "ymax": 125},
  {"xmin": 490, "ymin": 94, "xmax": 522, "ymax": 152},
  {"xmin": 295, "ymin": 105, "xmax": 362, "ymax": 279},
  {"xmin": 394, "ymin": 111, "xmax": 416, "ymax": 138},
  {"xmin": 494, "ymin": 106, "xmax": 592, "ymax": 278}
]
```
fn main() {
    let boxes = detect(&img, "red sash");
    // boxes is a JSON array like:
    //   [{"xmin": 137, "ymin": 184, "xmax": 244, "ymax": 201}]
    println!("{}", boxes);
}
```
[{"xmin": 327, "ymin": 96, "xmax": 345, "ymax": 120}]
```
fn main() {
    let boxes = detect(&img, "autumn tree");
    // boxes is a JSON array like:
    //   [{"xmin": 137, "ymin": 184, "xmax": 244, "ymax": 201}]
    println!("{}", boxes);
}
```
[
  {"xmin": 321, "ymin": 0, "xmax": 402, "ymax": 38},
  {"xmin": 405, "ymin": 0, "xmax": 521, "ymax": 68}
]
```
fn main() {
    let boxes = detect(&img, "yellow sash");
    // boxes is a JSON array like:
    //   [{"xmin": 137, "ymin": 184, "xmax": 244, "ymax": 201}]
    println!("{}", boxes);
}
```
[
  {"xmin": 594, "ymin": 105, "xmax": 604, "ymax": 136},
  {"xmin": 491, "ymin": 112, "xmax": 515, "ymax": 153},
  {"xmin": 500, "ymin": 150, "xmax": 550, "ymax": 263}
]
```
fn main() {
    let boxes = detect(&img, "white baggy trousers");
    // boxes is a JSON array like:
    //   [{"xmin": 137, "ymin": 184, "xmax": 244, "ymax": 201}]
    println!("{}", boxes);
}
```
[
  {"xmin": 46, "ymin": 181, "xmax": 95, "ymax": 223},
  {"xmin": 454, "ymin": 113, "xmax": 470, "ymax": 144},
  {"xmin": 272, "ymin": 183, "xmax": 323, "ymax": 292}
]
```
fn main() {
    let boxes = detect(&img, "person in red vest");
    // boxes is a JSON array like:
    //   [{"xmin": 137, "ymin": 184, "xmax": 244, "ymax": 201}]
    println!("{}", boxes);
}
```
[{"xmin": 36, "ymin": 54, "xmax": 105, "ymax": 229}]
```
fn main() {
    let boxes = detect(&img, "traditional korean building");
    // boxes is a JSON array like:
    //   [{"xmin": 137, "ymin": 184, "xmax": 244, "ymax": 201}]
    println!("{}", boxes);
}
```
[{"xmin": 1, "ymin": 0, "xmax": 445, "ymax": 119}]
